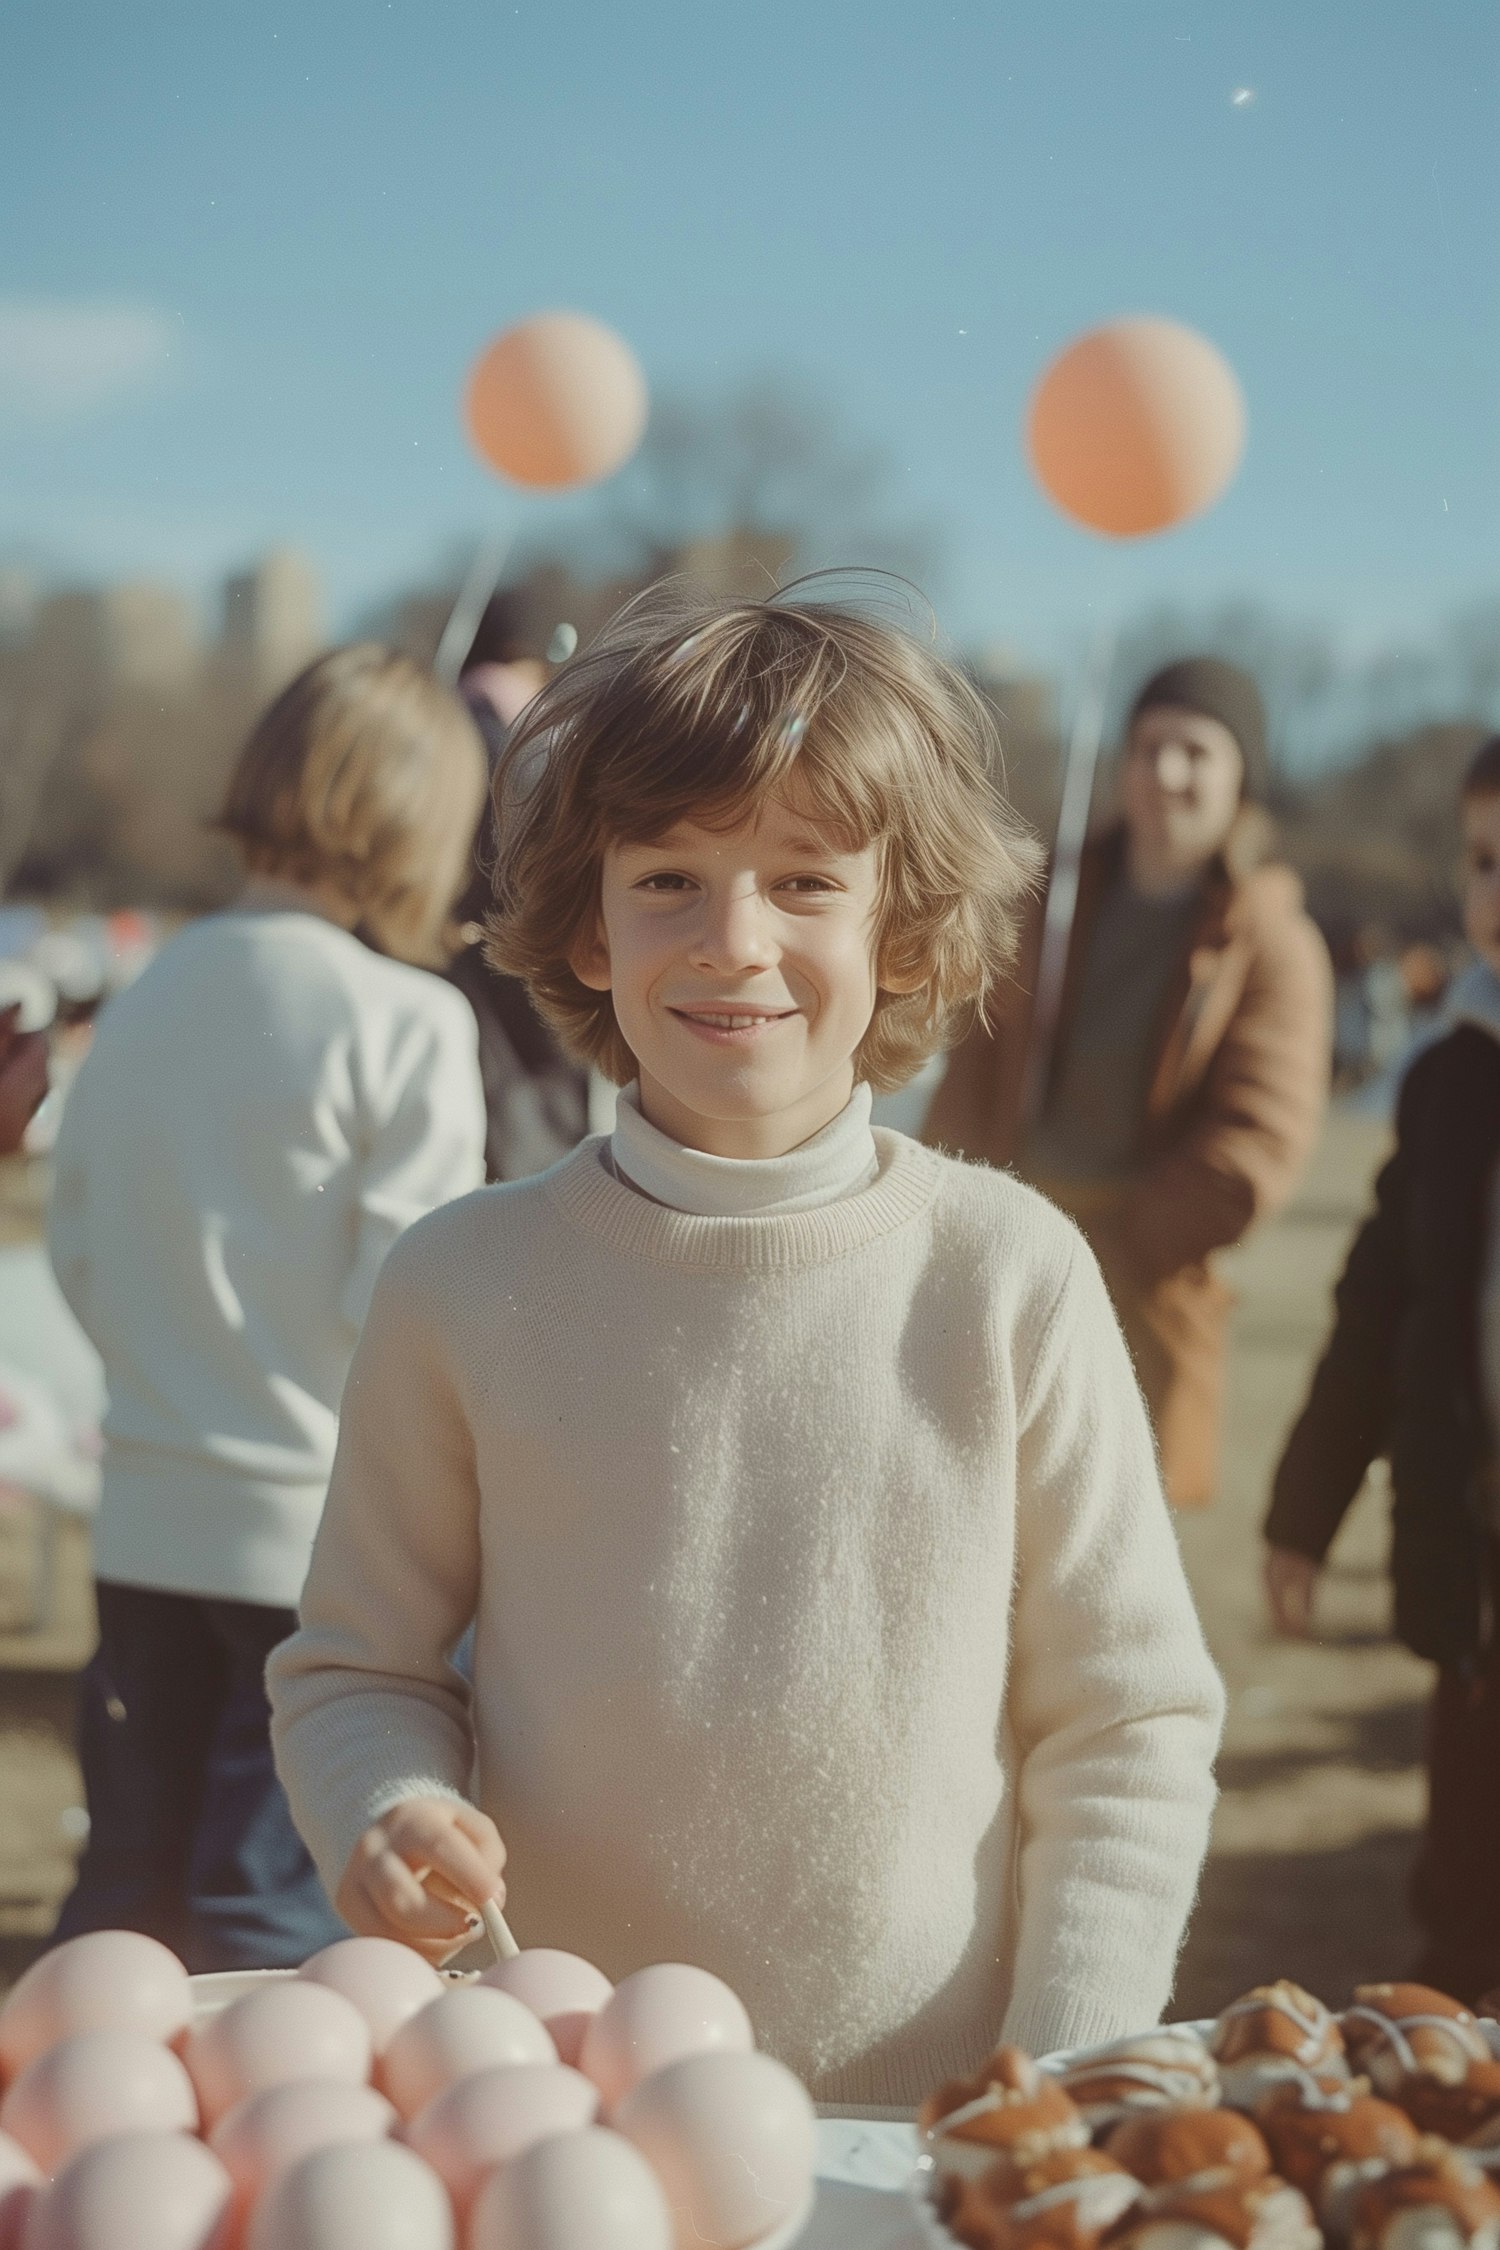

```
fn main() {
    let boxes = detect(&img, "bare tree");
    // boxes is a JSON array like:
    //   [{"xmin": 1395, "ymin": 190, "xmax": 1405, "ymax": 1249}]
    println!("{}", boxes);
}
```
[{"xmin": 589, "ymin": 374, "xmax": 942, "ymax": 591}]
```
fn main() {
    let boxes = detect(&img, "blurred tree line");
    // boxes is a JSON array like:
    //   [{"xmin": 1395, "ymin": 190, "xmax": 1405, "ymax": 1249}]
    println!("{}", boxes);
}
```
[{"xmin": 1, "ymin": 376, "xmax": 1496, "ymax": 956}]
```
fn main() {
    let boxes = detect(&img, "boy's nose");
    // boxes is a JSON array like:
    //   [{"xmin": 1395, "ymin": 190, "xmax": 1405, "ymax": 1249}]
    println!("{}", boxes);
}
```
[
  {"xmin": 691, "ymin": 890, "xmax": 777, "ymax": 972},
  {"xmin": 1152, "ymin": 743, "xmax": 1195, "ymax": 794}
]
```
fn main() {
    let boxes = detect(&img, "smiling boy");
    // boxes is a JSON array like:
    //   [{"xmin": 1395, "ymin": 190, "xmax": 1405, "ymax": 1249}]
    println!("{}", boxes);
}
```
[{"xmin": 269, "ymin": 590, "xmax": 1224, "ymax": 2105}]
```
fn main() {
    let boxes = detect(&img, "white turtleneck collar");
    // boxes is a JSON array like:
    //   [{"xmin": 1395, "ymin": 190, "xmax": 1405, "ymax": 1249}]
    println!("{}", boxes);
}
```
[{"xmin": 607, "ymin": 1082, "xmax": 880, "ymax": 1217}]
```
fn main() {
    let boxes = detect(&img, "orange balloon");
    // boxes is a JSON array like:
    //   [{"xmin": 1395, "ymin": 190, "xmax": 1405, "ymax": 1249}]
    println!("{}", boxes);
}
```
[
  {"xmin": 1027, "ymin": 317, "xmax": 1245, "ymax": 538},
  {"xmin": 464, "ymin": 311, "xmax": 648, "ymax": 490}
]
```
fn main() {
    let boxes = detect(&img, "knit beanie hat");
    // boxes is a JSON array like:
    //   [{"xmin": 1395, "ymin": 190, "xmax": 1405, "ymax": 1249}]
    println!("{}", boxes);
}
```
[{"xmin": 1128, "ymin": 656, "xmax": 1269, "ymax": 801}]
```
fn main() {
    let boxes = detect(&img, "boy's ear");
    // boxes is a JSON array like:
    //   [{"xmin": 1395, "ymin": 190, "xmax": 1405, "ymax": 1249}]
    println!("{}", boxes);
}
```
[
  {"xmin": 569, "ymin": 916, "xmax": 612, "ymax": 993},
  {"xmin": 876, "ymin": 937, "xmax": 927, "ymax": 997}
]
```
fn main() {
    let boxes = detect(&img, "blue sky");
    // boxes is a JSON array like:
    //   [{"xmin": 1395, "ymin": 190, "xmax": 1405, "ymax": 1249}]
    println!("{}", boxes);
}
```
[{"xmin": 1, "ymin": 1, "xmax": 1495, "ymax": 667}]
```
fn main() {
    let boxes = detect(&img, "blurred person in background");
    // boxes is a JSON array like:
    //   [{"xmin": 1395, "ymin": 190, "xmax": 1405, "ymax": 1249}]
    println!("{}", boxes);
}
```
[
  {"xmin": 0, "ymin": 1003, "xmax": 48, "ymax": 1155},
  {"xmin": 1265, "ymin": 733, "xmax": 1500, "ymax": 2004},
  {"xmin": 925, "ymin": 657, "xmax": 1333, "ymax": 1506},
  {"xmin": 45, "ymin": 645, "xmax": 487, "ymax": 1969},
  {"xmin": 448, "ymin": 591, "xmax": 590, "ymax": 1179}
]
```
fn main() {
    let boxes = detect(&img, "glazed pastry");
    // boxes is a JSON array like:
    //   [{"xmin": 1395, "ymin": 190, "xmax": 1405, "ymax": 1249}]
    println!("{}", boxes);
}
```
[
  {"xmin": 920, "ymin": 2046, "xmax": 1090, "ymax": 2186},
  {"xmin": 1258, "ymin": 2085, "xmax": 1422, "ymax": 2237},
  {"xmin": 1106, "ymin": 2106, "xmax": 1272, "ymax": 2191},
  {"xmin": 1111, "ymin": 2172, "xmax": 1320, "ymax": 2250},
  {"xmin": 1053, "ymin": 2030, "xmax": 1221, "ymax": 2131},
  {"xmin": 1342, "ymin": 1986, "xmax": 1493, "ymax": 2095},
  {"xmin": 1390, "ymin": 2060, "xmax": 1500, "ymax": 2144},
  {"xmin": 937, "ymin": 2145, "xmax": 1141, "ymax": 2250},
  {"xmin": 1211, "ymin": 1984, "xmax": 1350, "ymax": 2112},
  {"xmin": 1349, "ymin": 2143, "xmax": 1500, "ymax": 2250}
]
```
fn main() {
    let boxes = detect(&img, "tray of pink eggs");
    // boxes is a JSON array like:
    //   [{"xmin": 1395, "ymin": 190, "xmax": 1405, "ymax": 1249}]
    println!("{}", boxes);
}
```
[{"xmin": 0, "ymin": 1928, "xmax": 819, "ymax": 2250}]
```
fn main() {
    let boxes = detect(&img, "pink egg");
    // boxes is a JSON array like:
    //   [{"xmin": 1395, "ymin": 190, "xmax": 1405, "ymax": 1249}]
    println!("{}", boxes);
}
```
[
  {"xmin": 183, "ymin": 1985, "xmax": 372, "ymax": 2130},
  {"xmin": 380, "ymin": 1989, "xmax": 555, "ymax": 2121},
  {"xmin": 0, "ymin": 1935, "xmax": 191, "ymax": 2085},
  {"xmin": 579, "ymin": 1966, "xmax": 753, "ymax": 2116},
  {"xmin": 210, "ymin": 2081, "xmax": 395, "ymax": 2248},
  {"xmin": 19, "ymin": 2131, "xmax": 231, "ymax": 2250},
  {"xmin": 478, "ymin": 1952, "xmax": 613, "ymax": 2068},
  {"xmin": 0, "ymin": 2030, "xmax": 197, "ymax": 2174},
  {"xmin": 297, "ymin": 1940, "xmax": 444, "ymax": 2054},
  {"xmin": 245, "ymin": 2138, "xmax": 453, "ymax": 2250},
  {"xmin": 0, "ymin": 2130, "xmax": 41, "ymax": 2250},
  {"xmin": 403, "ymin": 2062, "xmax": 598, "ymax": 2222},
  {"xmin": 469, "ymin": 2126, "xmax": 673, "ymax": 2250},
  {"xmin": 614, "ymin": 2050, "xmax": 816, "ymax": 2249}
]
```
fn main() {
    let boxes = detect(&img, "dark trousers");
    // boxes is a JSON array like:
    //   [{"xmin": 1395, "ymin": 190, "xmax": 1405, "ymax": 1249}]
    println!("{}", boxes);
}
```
[
  {"xmin": 53, "ymin": 1582, "xmax": 345, "ymax": 1972},
  {"xmin": 1411, "ymin": 1539, "xmax": 1500, "ymax": 2003}
]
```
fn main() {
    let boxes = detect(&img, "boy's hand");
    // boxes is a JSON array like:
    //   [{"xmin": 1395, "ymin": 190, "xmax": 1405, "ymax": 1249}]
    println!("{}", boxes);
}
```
[
  {"xmin": 337, "ymin": 1797, "xmax": 506, "ymax": 1962},
  {"xmin": 1264, "ymin": 1546, "xmax": 1320, "ymax": 1639}
]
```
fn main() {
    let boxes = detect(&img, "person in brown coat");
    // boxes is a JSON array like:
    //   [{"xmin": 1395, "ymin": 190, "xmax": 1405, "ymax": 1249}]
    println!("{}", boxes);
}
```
[{"xmin": 924, "ymin": 657, "xmax": 1333, "ymax": 1505}]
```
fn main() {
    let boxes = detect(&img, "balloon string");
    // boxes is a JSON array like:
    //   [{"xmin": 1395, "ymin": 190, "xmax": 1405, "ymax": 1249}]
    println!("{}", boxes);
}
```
[
  {"xmin": 1021, "ymin": 627, "xmax": 1116, "ymax": 1135},
  {"xmin": 434, "ymin": 534, "xmax": 513, "ymax": 688}
]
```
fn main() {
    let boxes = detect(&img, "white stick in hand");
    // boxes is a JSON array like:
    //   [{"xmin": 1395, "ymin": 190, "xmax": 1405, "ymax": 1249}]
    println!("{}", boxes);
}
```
[{"xmin": 481, "ymin": 1897, "xmax": 520, "ymax": 1961}]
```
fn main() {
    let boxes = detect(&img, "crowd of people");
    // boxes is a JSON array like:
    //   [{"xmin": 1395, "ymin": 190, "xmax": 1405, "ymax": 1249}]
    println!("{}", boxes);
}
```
[{"xmin": 5, "ymin": 581, "xmax": 1498, "ymax": 2101}]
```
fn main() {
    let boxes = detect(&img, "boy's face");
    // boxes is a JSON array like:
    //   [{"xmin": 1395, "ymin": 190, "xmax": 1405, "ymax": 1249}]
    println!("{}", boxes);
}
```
[
  {"xmin": 1461, "ymin": 791, "xmax": 1500, "ymax": 974},
  {"xmin": 574, "ymin": 792, "xmax": 905, "ymax": 1159},
  {"xmin": 1121, "ymin": 705, "xmax": 1244, "ymax": 877}
]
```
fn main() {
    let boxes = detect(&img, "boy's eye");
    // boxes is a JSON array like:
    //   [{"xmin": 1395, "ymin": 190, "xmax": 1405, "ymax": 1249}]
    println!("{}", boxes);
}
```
[
  {"xmin": 779, "ymin": 875, "xmax": 839, "ymax": 895},
  {"xmin": 634, "ymin": 871, "xmax": 695, "ymax": 893}
]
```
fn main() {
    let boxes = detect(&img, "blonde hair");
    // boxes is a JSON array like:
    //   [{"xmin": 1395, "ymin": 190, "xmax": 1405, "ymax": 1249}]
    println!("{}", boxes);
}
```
[
  {"xmin": 216, "ymin": 644, "xmax": 486, "ymax": 965},
  {"xmin": 487, "ymin": 582, "xmax": 1042, "ymax": 1089}
]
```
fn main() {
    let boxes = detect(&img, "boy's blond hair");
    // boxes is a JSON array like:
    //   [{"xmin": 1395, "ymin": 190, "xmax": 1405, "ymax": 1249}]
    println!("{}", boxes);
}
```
[
  {"xmin": 486, "ymin": 584, "xmax": 1043, "ymax": 1090},
  {"xmin": 216, "ymin": 644, "xmax": 486, "ymax": 966}
]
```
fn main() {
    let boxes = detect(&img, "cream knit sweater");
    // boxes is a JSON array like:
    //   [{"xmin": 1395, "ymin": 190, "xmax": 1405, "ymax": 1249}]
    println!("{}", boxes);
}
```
[
  {"xmin": 48, "ymin": 907, "xmax": 486, "ymax": 1607},
  {"xmin": 268, "ymin": 1126, "xmax": 1224, "ymax": 2106}
]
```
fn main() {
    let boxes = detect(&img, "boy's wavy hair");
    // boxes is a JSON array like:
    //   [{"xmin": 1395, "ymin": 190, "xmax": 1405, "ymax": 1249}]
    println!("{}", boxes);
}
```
[
  {"xmin": 486, "ymin": 578, "xmax": 1043, "ymax": 1091},
  {"xmin": 215, "ymin": 644, "xmax": 486, "ymax": 967}
]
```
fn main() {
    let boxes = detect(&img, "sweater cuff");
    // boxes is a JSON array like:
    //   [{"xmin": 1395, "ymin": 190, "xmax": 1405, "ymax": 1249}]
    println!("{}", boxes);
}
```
[
  {"xmin": 363, "ymin": 1776, "xmax": 474, "ymax": 1828},
  {"xmin": 1000, "ymin": 1982, "xmax": 1169, "ymax": 2063}
]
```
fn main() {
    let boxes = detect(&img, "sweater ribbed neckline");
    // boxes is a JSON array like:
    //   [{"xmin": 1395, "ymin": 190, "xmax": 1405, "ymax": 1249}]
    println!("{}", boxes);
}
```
[
  {"xmin": 609, "ymin": 1081, "xmax": 879, "ymax": 1217},
  {"xmin": 546, "ymin": 1125, "xmax": 941, "ymax": 1269}
]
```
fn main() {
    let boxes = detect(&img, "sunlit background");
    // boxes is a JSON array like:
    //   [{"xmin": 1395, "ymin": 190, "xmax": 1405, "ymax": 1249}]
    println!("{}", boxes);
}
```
[{"xmin": 0, "ymin": 1, "xmax": 1497, "ymax": 2014}]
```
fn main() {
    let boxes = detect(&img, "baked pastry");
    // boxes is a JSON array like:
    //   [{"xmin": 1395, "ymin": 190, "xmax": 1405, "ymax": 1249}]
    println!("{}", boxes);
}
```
[
  {"xmin": 1105, "ymin": 2106, "xmax": 1272, "ymax": 2191},
  {"xmin": 1205, "ymin": 1989, "xmax": 1349, "ymax": 2106},
  {"xmin": 1342, "ymin": 1986, "xmax": 1492, "ymax": 2095},
  {"xmin": 1349, "ymin": 2143, "xmax": 1500, "ymax": 2250},
  {"xmin": 1258, "ymin": 2085, "xmax": 1422, "ymax": 2236},
  {"xmin": 1391, "ymin": 2060, "xmax": 1500, "ymax": 2144},
  {"xmin": 1111, "ymin": 2172, "xmax": 1320, "ymax": 2250},
  {"xmin": 1053, "ymin": 2030, "xmax": 1221, "ymax": 2131},
  {"xmin": 920, "ymin": 2046, "xmax": 1090, "ymax": 2186},
  {"xmin": 937, "ymin": 2145, "xmax": 1141, "ymax": 2250},
  {"xmin": 1211, "ymin": 1984, "xmax": 1350, "ymax": 2112}
]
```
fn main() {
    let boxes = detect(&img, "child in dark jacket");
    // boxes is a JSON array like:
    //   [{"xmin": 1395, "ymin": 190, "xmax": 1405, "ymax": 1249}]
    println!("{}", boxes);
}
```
[{"xmin": 1265, "ymin": 733, "xmax": 1500, "ymax": 2003}]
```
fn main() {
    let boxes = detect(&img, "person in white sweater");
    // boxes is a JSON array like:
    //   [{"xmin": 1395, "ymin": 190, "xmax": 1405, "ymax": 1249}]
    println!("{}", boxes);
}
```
[
  {"xmin": 48, "ymin": 645, "xmax": 487, "ymax": 1970},
  {"xmin": 268, "ymin": 591, "xmax": 1226, "ymax": 2105}
]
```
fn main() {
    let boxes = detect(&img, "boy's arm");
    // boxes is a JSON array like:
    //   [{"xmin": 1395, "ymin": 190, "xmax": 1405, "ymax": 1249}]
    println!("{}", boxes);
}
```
[
  {"xmin": 341, "ymin": 994, "xmax": 487, "ymax": 1333},
  {"xmin": 1001, "ymin": 1232, "xmax": 1226, "ymax": 2059},
  {"xmin": 1263, "ymin": 1128, "xmax": 1410, "ymax": 1564},
  {"xmin": 267, "ymin": 1229, "xmax": 484, "ymax": 1904}
]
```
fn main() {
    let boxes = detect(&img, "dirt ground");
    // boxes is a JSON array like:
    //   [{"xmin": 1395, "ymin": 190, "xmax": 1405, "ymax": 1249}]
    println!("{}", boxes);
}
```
[{"xmin": 0, "ymin": 1110, "xmax": 1425, "ymax": 2012}]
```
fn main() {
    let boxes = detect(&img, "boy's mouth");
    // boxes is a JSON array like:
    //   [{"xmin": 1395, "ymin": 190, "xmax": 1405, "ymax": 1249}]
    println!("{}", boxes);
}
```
[{"xmin": 668, "ymin": 1005, "xmax": 798, "ymax": 1042}]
